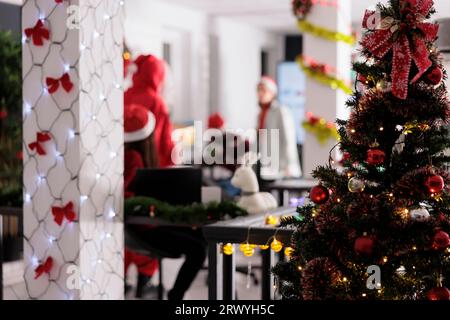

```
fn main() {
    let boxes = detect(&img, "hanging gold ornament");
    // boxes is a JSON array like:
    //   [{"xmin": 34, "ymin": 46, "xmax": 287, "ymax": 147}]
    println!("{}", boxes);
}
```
[
  {"xmin": 271, "ymin": 239, "xmax": 283, "ymax": 252},
  {"xmin": 222, "ymin": 243, "xmax": 234, "ymax": 255},
  {"xmin": 348, "ymin": 177, "xmax": 365, "ymax": 193},
  {"xmin": 265, "ymin": 215, "xmax": 278, "ymax": 226},
  {"xmin": 240, "ymin": 243, "xmax": 255, "ymax": 257},
  {"xmin": 284, "ymin": 247, "xmax": 295, "ymax": 257}
]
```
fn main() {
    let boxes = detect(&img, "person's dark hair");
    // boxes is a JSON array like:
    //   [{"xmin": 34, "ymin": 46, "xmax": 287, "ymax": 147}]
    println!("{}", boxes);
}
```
[{"xmin": 125, "ymin": 134, "xmax": 159, "ymax": 168}]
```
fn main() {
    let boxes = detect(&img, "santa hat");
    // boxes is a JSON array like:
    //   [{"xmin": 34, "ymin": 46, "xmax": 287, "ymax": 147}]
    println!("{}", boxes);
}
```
[
  {"xmin": 124, "ymin": 104, "xmax": 156, "ymax": 143},
  {"xmin": 208, "ymin": 112, "xmax": 225, "ymax": 129},
  {"xmin": 258, "ymin": 76, "xmax": 278, "ymax": 95}
]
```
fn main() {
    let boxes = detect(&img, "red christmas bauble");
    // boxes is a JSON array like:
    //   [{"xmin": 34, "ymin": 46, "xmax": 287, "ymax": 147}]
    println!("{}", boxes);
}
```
[
  {"xmin": 354, "ymin": 236, "xmax": 374, "ymax": 256},
  {"xmin": 426, "ymin": 66, "xmax": 443, "ymax": 85},
  {"xmin": 428, "ymin": 287, "xmax": 450, "ymax": 300},
  {"xmin": 357, "ymin": 74, "xmax": 368, "ymax": 84},
  {"xmin": 433, "ymin": 230, "xmax": 450, "ymax": 250},
  {"xmin": 310, "ymin": 185, "xmax": 329, "ymax": 205},
  {"xmin": 366, "ymin": 149, "xmax": 385, "ymax": 166},
  {"xmin": 339, "ymin": 152, "xmax": 351, "ymax": 165},
  {"xmin": 425, "ymin": 174, "xmax": 445, "ymax": 193}
]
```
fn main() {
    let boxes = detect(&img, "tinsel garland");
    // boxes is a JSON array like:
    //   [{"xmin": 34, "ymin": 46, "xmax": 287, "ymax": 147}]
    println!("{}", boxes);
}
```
[
  {"xmin": 125, "ymin": 196, "xmax": 248, "ymax": 225},
  {"xmin": 302, "ymin": 112, "xmax": 339, "ymax": 145},
  {"xmin": 301, "ymin": 257, "xmax": 342, "ymax": 300},
  {"xmin": 297, "ymin": 56, "xmax": 352, "ymax": 95},
  {"xmin": 298, "ymin": 20, "xmax": 356, "ymax": 45}
]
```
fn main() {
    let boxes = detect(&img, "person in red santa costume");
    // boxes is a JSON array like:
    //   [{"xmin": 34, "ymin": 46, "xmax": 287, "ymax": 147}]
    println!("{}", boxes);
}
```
[
  {"xmin": 257, "ymin": 76, "xmax": 301, "ymax": 180},
  {"xmin": 125, "ymin": 54, "xmax": 175, "ymax": 167},
  {"xmin": 124, "ymin": 103, "xmax": 159, "ymax": 298}
]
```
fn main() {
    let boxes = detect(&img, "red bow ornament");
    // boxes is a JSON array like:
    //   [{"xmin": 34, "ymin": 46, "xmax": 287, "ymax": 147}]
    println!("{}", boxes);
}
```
[
  {"xmin": 52, "ymin": 202, "xmax": 76, "ymax": 226},
  {"xmin": 361, "ymin": 0, "xmax": 439, "ymax": 99},
  {"xmin": 46, "ymin": 73, "xmax": 74, "ymax": 94},
  {"xmin": 24, "ymin": 20, "xmax": 50, "ymax": 46},
  {"xmin": 34, "ymin": 257, "xmax": 53, "ymax": 279},
  {"xmin": 28, "ymin": 132, "xmax": 51, "ymax": 156}
]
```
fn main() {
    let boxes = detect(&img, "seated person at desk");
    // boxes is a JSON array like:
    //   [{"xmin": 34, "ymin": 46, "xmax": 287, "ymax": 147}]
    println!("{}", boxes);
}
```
[
  {"xmin": 125, "ymin": 104, "xmax": 207, "ymax": 300},
  {"xmin": 124, "ymin": 103, "xmax": 159, "ymax": 297},
  {"xmin": 256, "ymin": 76, "xmax": 301, "ymax": 181},
  {"xmin": 204, "ymin": 112, "xmax": 250, "ymax": 199}
]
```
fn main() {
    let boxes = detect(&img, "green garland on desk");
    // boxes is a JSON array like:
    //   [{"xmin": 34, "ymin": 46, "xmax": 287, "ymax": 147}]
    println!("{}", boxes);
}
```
[{"xmin": 125, "ymin": 196, "xmax": 248, "ymax": 225}]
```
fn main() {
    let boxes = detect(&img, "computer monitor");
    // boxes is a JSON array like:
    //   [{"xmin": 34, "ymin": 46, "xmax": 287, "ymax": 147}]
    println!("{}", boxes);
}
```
[{"xmin": 133, "ymin": 166, "xmax": 202, "ymax": 206}]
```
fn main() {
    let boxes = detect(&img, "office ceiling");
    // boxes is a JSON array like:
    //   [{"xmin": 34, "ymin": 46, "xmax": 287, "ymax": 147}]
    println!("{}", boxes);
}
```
[{"xmin": 167, "ymin": 0, "xmax": 450, "ymax": 32}]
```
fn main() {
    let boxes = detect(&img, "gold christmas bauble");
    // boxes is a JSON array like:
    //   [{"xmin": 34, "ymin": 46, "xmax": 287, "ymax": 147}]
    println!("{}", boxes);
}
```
[
  {"xmin": 265, "ymin": 215, "xmax": 278, "ymax": 226},
  {"xmin": 239, "ymin": 243, "xmax": 256, "ymax": 257},
  {"xmin": 284, "ymin": 247, "xmax": 295, "ymax": 257},
  {"xmin": 271, "ymin": 239, "xmax": 283, "ymax": 252},
  {"xmin": 348, "ymin": 177, "xmax": 365, "ymax": 193},
  {"xmin": 222, "ymin": 243, "xmax": 234, "ymax": 255}
]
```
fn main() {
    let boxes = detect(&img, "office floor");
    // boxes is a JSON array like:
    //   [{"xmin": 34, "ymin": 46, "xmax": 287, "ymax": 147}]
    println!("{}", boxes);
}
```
[{"xmin": 3, "ymin": 253, "xmax": 272, "ymax": 300}]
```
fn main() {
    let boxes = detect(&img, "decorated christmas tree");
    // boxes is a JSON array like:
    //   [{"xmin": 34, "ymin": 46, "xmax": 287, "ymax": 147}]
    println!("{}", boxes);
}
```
[
  {"xmin": 0, "ymin": 30, "xmax": 22, "ymax": 207},
  {"xmin": 274, "ymin": 0, "xmax": 450, "ymax": 300}
]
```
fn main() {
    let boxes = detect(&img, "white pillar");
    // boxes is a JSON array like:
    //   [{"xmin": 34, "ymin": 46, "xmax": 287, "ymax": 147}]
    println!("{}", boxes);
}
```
[
  {"xmin": 302, "ymin": 0, "xmax": 352, "ymax": 178},
  {"xmin": 22, "ymin": 0, "xmax": 124, "ymax": 300}
]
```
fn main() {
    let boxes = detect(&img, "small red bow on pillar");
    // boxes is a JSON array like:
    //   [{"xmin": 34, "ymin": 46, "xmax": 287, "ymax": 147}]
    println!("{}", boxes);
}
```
[
  {"xmin": 46, "ymin": 73, "xmax": 74, "ymax": 94},
  {"xmin": 24, "ymin": 20, "xmax": 50, "ymax": 46},
  {"xmin": 28, "ymin": 132, "xmax": 51, "ymax": 156},
  {"xmin": 34, "ymin": 257, "xmax": 53, "ymax": 279},
  {"xmin": 361, "ymin": 0, "xmax": 438, "ymax": 99},
  {"xmin": 52, "ymin": 202, "xmax": 76, "ymax": 226}
]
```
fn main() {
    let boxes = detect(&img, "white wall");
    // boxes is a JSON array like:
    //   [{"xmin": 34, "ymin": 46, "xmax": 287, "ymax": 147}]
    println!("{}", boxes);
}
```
[
  {"xmin": 125, "ymin": 0, "xmax": 209, "ymax": 124},
  {"xmin": 210, "ymin": 17, "xmax": 283, "ymax": 130},
  {"xmin": 124, "ymin": 0, "xmax": 283, "ymax": 130}
]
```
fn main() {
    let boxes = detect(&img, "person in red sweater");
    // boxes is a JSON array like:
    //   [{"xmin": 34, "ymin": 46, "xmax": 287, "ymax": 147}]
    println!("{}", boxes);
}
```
[
  {"xmin": 124, "ymin": 103, "xmax": 159, "ymax": 298},
  {"xmin": 125, "ymin": 54, "xmax": 175, "ymax": 167}
]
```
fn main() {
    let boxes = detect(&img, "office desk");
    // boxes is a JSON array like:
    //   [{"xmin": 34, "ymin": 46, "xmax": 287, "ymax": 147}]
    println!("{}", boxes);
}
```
[
  {"xmin": 266, "ymin": 179, "xmax": 317, "ymax": 206},
  {"xmin": 202, "ymin": 206, "xmax": 297, "ymax": 300}
]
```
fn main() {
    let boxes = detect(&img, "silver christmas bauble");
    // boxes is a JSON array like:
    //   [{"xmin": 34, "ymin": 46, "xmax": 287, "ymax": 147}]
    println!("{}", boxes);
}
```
[{"xmin": 409, "ymin": 208, "xmax": 430, "ymax": 222}]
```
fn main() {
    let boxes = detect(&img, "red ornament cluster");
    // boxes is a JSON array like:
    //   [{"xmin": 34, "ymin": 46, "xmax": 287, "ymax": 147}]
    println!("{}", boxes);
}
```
[
  {"xmin": 361, "ymin": 0, "xmax": 438, "ymax": 99},
  {"xmin": 425, "ymin": 174, "xmax": 445, "ymax": 193},
  {"xmin": 354, "ymin": 235, "xmax": 375, "ymax": 256},
  {"xmin": 432, "ymin": 230, "xmax": 450, "ymax": 251},
  {"xmin": 366, "ymin": 149, "xmax": 385, "ymax": 166},
  {"xmin": 309, "ymin": 185, "xmax": 329, "ymax": 204},
  {"xmin": 428, "ymin": 287, "xmax": 450, "ymax": 300},
  {"xmin": 426, "ymin": 66, "xmax": 443, "ymax": 85}
]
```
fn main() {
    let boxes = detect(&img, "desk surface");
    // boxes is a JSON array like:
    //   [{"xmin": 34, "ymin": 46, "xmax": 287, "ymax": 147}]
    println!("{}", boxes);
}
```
[
  {"xmin": 202, "ymin": 206, "xmax": 297, "ymax": 245},
  {"xmin": 266, "ymin": 179, "xmax": 317, "ymax": 191}
]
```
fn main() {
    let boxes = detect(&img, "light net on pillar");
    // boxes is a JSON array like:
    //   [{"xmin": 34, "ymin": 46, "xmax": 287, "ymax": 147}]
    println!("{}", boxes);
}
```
[{"xmin": 22, "ymin": 0, "xmax": 124, "ymax": 300}]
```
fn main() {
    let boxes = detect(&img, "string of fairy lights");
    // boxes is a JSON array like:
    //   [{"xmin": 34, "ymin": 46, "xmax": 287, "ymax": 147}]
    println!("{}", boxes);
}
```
[{"xmin": 220, "ymin": 214, "xmax": 295, "ymax": 259}]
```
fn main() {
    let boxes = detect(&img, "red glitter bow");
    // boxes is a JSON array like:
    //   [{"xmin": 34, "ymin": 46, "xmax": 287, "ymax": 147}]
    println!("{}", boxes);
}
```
[
  {"xmin": 361, "ymin": 0, "xmax": 438, "ymax": 99},
  {"xmin": 46, "ymin": 73, "xmax": 74, "ymax": 94},
  {"xmin": 34, "ymin": 257, "xmax": 53, "ymax": 279},
  {"xmin": 24, "ymin": 20, "xmax": 50, "ymax": 46},
  {"xmin": 52, "ymin": 202, "xmax": 76, "ymax": 226},
  {"xmin": 28, "ymin": 132, "xmax": 51, "ymax": 156}
]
